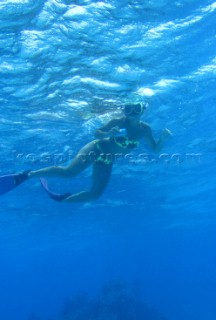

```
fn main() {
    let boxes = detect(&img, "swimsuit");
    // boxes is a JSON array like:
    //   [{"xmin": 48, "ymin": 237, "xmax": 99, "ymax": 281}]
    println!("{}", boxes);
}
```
[
  {"xmin": 94, "ymin": 136, "xmax": 139, "ymax": 165},
  {"xmin": 94, "ymin": 141, "xmax": 113, "ymax": 165},
  {"xmin": 113, "ymin": 136, "xmax": 139, "ymax": 149}
]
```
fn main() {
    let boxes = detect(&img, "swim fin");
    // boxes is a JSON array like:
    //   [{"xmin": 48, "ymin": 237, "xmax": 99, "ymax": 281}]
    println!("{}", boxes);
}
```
[
  {"xmin": 40, "ymin": 178, "xmax": 71, "ymax": 202},
  {"xmin": 0, "ymin": 171, "xmax": 29, "ymax": 195}
]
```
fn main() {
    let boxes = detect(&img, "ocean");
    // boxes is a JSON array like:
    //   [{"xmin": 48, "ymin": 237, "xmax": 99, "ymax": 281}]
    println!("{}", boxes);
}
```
[{"xmin": 0, "ymin": 1, "xmax": 216, "ymax": 319}]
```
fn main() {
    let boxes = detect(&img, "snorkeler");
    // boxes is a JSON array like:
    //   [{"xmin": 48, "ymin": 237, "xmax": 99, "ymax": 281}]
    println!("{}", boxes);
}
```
[{"xmin": 0, "ymin": 103, "xmax": 171, "ymax": 203}]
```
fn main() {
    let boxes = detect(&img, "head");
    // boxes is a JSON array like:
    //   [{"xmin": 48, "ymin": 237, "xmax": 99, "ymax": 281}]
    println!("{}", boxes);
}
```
[{"xmin": 123, "ymin": 102, "xmax": 147, "ymax": 118}]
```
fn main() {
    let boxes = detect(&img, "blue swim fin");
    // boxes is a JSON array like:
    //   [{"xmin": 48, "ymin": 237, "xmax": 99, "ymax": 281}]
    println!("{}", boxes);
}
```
[
  {"xmin": 40, "ymin": 178, "xmax": 71, "ymax": 202},
  {"xmin": 0, "ymin": 171, "xmax": 29, "ymax": 195}
]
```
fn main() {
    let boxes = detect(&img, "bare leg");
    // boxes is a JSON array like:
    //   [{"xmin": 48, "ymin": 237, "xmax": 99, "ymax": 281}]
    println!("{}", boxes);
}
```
[
  {"xmin": 63, "ymin": 162, "xmax": 113, "ymax": 203},
  {"xmin": 28, "ymin": 141, "xmax": 97, "ymax": 179}
]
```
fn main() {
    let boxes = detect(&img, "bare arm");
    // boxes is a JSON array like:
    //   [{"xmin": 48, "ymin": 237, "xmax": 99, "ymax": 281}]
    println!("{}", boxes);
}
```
[
  {"xmin": 142, "ymin": 123, "xmax": 172, "ymax": 152},
  {"xmin": 95, "ymin": 118, "xmax": 125, "ymax": 139}
]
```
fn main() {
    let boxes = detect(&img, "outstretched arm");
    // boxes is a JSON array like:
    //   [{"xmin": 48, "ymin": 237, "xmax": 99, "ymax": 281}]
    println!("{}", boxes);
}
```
[
  {"xmin": 142, "ymin": 123, "xmax": 172, "ymax": 152},
  {"xmin": 95, "ymin": 118, "xmax": 125, "ymax": 139}
]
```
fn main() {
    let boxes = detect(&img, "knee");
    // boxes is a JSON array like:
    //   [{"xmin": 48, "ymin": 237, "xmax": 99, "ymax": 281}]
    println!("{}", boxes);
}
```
[{"xmin": 47, "ymin": 166, "xmax": 74, "ymax": 178}]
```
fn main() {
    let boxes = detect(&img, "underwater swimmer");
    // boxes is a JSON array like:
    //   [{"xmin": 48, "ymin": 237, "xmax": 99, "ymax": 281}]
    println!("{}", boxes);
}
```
[{"xmin": 0, "ymin": 103, "xmax": 171, "ymax": 203}]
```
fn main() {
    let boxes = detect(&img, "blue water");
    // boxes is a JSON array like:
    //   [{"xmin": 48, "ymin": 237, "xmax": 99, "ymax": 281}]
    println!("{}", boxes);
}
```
[{"xmin": 0, "ymin": 0, "xmax": 216, "ymax": 319}]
